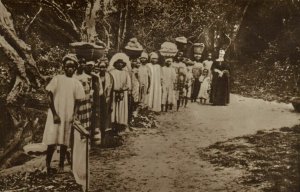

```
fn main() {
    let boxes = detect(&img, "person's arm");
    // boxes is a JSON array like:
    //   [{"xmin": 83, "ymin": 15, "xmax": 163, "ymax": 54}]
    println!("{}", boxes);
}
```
[
  {"xmin": 123, "ymin": 71, "xmax": 132, "ymax": 91},
  {"xmin": 147, "ymin": 67, "xmax": 151, "ymax": 94},
  {"xmin": 48, "ymin": 91, "xmax": 60, "ymax": 124},
  {"xmin": 211, "ymin": 61, "xmax": 222, "ymax": 76},
  {"xmin": 109, "ymin": 77, "xmax": 114, "ymax": 113},
  {"xmin": 73, "ymin": 99, "xmax": 80, "ymax": 122}
]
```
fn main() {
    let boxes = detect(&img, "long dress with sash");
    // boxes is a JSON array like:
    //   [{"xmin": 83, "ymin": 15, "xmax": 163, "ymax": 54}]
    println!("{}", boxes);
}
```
[{"xmin": 147, "ymin": 63, "xmax": 162, "ymax": 112}]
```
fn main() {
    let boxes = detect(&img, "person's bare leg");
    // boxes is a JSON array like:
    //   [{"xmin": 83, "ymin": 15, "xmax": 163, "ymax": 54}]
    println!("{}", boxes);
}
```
[
  {"xmin": 177, "ymin": 100, "xmax": 180, "ymax": 111},
  {"xmin": 184, "ymin": 97, "xmax": 188, "ymax": 107},
  {"xmin": 46, "ymin": 144, "xmax": 56, "ymax": 174},
  {"xmin": 58, "ymin": 145, "xmax": 67, "ymax": 173}
]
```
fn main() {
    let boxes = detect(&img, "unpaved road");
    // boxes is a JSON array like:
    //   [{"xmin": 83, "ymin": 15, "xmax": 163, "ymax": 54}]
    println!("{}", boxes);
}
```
[{"xmin": 90, "ymin": 94, "xmax": 300, "ymax": 192}]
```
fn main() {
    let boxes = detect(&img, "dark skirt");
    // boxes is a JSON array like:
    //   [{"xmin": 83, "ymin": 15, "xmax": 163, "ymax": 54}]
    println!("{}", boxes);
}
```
[
  {"xmin": 191, "ymin": 79, "xmax": 201, "ymax": 100},
  {"xmin": 211, "ymin": 74, "xmax": 230, "ymax": 105}
]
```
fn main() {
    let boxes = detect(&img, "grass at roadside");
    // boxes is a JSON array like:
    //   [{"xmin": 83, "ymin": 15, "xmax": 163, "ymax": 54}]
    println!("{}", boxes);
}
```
[{"xmin": 200, "ymin": 125, "xmax": 300, "ymax": 192}]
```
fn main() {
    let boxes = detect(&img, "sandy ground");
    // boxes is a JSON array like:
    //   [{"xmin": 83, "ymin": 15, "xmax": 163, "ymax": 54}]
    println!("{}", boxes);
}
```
[{"xmin": 89, "ymin": 94, "xmax": 300, "ymax": 192}]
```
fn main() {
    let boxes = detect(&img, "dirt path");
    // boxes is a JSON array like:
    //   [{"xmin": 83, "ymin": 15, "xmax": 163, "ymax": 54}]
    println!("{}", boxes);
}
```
[{"xmin": 90, "ymin": 94, "xmax": 300, "ymax": 192}]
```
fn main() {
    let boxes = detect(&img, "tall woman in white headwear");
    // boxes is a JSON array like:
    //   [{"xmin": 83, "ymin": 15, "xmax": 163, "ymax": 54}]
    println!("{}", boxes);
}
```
[
  {"xmin": 147, "ymin": 52, "xmax": 162, "ymax": 112},
  {"xmin": 108, "ymin": 53, "xmax": 132, "ymax": 131}
]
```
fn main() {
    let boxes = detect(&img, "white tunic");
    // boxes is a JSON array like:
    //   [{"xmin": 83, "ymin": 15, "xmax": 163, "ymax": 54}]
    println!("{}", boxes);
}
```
[{"xmin": 43, "ymin": 75, "xmax": 85, "ymax": 146}]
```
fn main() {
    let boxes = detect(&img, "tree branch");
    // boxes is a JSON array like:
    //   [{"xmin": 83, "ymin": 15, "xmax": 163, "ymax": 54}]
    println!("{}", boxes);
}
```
[{"xmin": 25, "ymin": 7, "xmax": 42, "ymax": 32}]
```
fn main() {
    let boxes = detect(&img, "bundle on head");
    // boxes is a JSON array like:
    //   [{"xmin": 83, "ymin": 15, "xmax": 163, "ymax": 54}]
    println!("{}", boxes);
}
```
[
  {"xmin": 124, "ymin": 38, "xmax": 143, "ymax": 59},
  {"xmin": 175, "ymin": 36, "xmax": 187, "ymax": 51},
  {"xmin": 159, "ymin": 42, "xmax": 178, "ymax": 58},
  {"xmin": 69, "ymin": 41, "xmax": 106, "ymax": 61}
]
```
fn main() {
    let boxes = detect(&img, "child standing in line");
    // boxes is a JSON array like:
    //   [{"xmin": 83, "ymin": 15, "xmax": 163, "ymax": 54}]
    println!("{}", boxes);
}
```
[
  {"xmin": 147, "ymin": 52, "xmax": 162, "ymax": 112},
  {"xmin": 191, "ymin": 54, "xmax": 203, "ymax": 102},
  {"xmin": 161, "ymin": 58, "xmax": 177, "ymax": 112},
  {"xmin": 43, "ymin": 54, "xmax": 85, "ymax": 174},
  {"xmin": 198, "ymin": 69, "xmax": 211, "ymax": 104},
  {"xmin": 138, "ymin": 52, "xmax": 151, "ymax": 108}
]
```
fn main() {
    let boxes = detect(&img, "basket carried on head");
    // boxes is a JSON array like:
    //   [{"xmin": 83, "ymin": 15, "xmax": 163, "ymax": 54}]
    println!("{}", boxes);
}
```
[
  {"xmin": 70, "ymin": 42, "xmax": 106, "ymax": 61},
  {"xmin": 175, "ymin": 36, "xmax": 187, "ymax": 51},
  {"xmin": 124, "ymin": 38, "xmax": 143, "ymax": 59},
  {"xmin": 193, "ymin": 43, "xmax": 205, "ymax": 55},
  {"xmin": 159, "ymin": 42, "xmax": 178, "ymax": 58}
]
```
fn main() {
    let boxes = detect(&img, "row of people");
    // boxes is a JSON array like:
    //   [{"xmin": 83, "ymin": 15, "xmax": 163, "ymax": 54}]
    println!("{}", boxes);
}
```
[
  {"xmin": 42, "ymin": 48, "xmax": 230, "ymax": 174},
  {"xmin": 130, "ymin": 49, "xmax": 229, "ymax": 113}
]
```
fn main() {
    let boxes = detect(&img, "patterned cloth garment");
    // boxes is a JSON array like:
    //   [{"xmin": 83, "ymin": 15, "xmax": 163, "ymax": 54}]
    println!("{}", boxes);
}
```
[{"xmin": 74, "ymin": 73, "xmax": 93, "ymax": 130}]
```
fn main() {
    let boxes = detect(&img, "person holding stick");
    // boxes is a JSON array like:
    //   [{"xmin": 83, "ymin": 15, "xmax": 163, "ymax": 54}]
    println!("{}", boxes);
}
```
[{"xmin": 43, "ymin": 54, "xmax": 85, "ymax": 174}]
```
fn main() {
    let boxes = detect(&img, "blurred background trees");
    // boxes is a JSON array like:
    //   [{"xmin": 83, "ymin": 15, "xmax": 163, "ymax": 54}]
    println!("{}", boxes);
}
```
[{"xmin": 0, "ymin": 0, "xmax": 300, "ymax": 102}]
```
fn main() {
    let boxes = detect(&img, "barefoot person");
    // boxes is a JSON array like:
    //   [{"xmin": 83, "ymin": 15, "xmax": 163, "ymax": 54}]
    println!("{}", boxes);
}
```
[
  {"xmin": 95, "ymin": 57, "xmax": 114, "ymax": 145},
  {"xmin": 191, "ymin": 54, "xmax": 203, "ymax": 102},
  {"xmin": 161, "ymin": 58, "xmax": 177, "ymax": 112},
  {"xmin": 198, "ymin": 69, "xmax": 211, "ymax": 104},
  {"xmin": 43, "ymin": 54, "xmax": 85, "ymax": 174},
  {"xmin": 138, "ymin": 52, "xmax": 151, "ymax": 108},
  {"xmin": 129, "ymin": 58, "xmax": 140, "ymax": 124},
  {"xmin": 172, "ymin": 51, "xmax": 187, "ymax": 110},
  {"xmin": 147, "ymin": 52, "xmax": 162, "ymax": 112},
  {"xmin": 74, "ymin": 60, "xmax": 94, "ymax": 132},
  {"xmin": 109, "ymin": 53, "xmax": 131, "ymax": 133}
]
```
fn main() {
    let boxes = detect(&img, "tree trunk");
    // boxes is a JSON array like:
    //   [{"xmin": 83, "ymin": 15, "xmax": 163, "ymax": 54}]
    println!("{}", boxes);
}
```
[
  {"xmin": 117, "ymin": 0, "xmax": 124, "ymax": 51},
  {"xmin": 83, "ymin": 0, "xmax": 102, "ymax": 42},
  {"xmin": 229, "ymin": 1, "xmax": 251, "ymax": 57},
  {"xmin": 0, "ymin": 0, "xmax": 43, "ymax": 103},
  {"xmin": 121, "ymin": 0, "xmax": 128, "ymax": 47}
]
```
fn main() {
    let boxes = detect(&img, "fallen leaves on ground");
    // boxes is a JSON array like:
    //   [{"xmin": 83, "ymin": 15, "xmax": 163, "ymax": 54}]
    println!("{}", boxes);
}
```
[
  {"xmin": 199, "ymin": 125, "xmax": 300, "ymax": 192},
  {"xmin": 0, "ymin": 169, "xmax": 82, "ymax": 192}
]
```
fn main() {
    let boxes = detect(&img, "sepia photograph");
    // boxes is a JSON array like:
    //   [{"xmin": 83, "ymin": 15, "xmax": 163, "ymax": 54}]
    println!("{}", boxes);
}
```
[{"xmin": 0, "ymin": 0, "xmax": 300, "ymax": 191}]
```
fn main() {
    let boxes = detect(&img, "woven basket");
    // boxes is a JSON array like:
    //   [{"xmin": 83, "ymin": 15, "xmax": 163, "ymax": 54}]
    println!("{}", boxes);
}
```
[
  {"xmin": 70, "ymin": 42, "xmax": 105, "ymax": 61},
  {"xmin": 193, "ymin": 43, "xmax": 205, "ymax": 54},
  {"xmin": 124, "ymin": 48, "xmax": 143, "ymax": 59}
]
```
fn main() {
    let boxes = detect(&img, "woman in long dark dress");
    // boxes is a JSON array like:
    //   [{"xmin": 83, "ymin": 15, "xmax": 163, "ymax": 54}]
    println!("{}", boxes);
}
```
[{"xmin": 211, "ymin": 49, "xmax": 230, "ymax": 105}]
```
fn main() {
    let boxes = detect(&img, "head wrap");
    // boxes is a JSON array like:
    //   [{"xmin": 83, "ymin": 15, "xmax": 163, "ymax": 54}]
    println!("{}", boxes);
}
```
[
  {"xmin": 159, "ymin": 42, "xmax": 178, "ymax": 57},
  {"xmin": 140, "ymin": 52, "xmax": 149, "ymax": 59},
  {"xmin": 175, "ymin": 36, "xmax": 187, "ymax": 44},
  {"xmin": 62, "ymin": 53, "xmax": 78, "ymax": 64},
  {"xmin": 98, "ymin": 57, "xmax": 109, "ymax": 67},
  {"xmin": 219, "ymin": 49, "xmax": 225, "ymax": 55},
  {"xmin": 216, "ymin": 49, "xmax": 226, "ymax": 61},
  {"xmin": 165, "ymin": 58, "xmax": 173, "ymax": 62},
  {"xmin": 86, "ymin": 61, "xmax": 96, "ymax": 66},
  {"xmin": 108, "ymin": 52, "xmax": 131, "ymax": 71},
  {"xmin": 149, "ymin": 52, "xmax": 159, "ymax": 59}
]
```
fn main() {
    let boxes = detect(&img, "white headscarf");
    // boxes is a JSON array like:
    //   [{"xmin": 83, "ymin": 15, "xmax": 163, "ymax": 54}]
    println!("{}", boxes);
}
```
[
  {"xmin": 216, "ymin": 49, "xmax": 225, "ymax": 62},
  {"xmin": 165, "ymin": 58, "xmax": 173, "ymax": 62},
  {"xmin": 140, "ymin": 52, "xmax": 149, "ymax": 59},
  {"xmin": 149, "ymin": 52, "xmax": 159, "ymax": 59},
  {"xmin": 62, "ymin": 53, "xmax": 78, "ymax": 64},
  {"xmin": 108, "ymin": 52, "xmax": 131, "ymax": 71}
]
